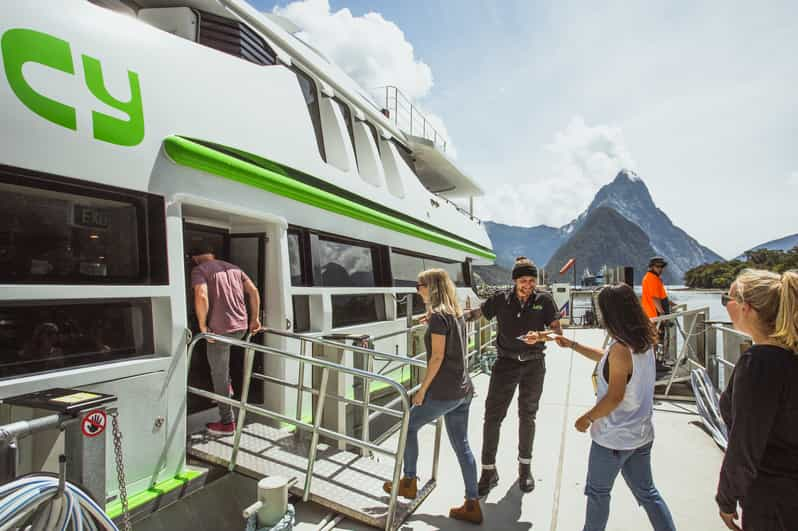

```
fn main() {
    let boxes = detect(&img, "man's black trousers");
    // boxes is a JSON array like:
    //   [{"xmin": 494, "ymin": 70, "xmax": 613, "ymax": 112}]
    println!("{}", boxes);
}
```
[{"xmin": 481, "ymin": 356, "xmax": 546, "ymax": 465}]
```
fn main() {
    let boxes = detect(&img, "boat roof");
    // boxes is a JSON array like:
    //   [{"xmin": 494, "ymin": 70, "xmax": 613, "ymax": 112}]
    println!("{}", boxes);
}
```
[
  {"xmin": 128, "ymin": 0, "xmax": 485, "ymax": 199},
  {"xmin": 406, "ymin": 135, "xmax": 484, "ymax": 198}
]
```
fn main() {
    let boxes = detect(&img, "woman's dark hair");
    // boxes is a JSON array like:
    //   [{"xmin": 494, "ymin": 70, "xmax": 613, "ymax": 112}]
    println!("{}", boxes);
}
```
[{"xmin": 597, "ymin": 283, "xmax": 657, "ymax": 353}]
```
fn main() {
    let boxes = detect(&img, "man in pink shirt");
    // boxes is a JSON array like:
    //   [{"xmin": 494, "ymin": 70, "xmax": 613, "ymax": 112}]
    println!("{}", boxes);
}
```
[{"xmin": 190, "ymin": 244, "xmax": 262, "ymax": 436}]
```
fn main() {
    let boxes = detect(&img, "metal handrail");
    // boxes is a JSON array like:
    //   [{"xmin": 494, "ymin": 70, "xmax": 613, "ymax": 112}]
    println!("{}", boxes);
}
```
[
  {"xmin": 380, "ymin": 85, "xmax": 448, "ymax": 153},
  {"xmin": 263, "ymin": 328, "xmax": 427, "ymax": 367},
  {"xmin": 186, "ymin": 332, "xmax": 420, "ymax": 530}
]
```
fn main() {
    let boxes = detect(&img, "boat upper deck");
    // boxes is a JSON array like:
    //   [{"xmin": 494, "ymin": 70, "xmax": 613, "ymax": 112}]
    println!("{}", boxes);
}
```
[{"xmin": 289, "ymin": 327, "xmax": 725, "ymax": 530}]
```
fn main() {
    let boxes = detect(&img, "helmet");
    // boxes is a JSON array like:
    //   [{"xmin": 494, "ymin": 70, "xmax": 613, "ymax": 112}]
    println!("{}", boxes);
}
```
[{"xmin": 648, "ymin": 256, "xmax": 668, "ymax": 268}]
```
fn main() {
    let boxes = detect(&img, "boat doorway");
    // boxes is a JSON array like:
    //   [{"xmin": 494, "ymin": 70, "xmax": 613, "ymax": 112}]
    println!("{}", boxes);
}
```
[{"xmin": 183, "ymin": 222, "xmax": 267, "ymax": 430}]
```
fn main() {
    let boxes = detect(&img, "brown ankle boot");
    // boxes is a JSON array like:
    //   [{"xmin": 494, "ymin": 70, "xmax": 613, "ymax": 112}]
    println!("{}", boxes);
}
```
[
  {"xmin": 449, "ymin": 498, "xmax": 483, "ymax": 524},
  {"xmin": 382, "ymin": 477, "xmax": 418, "ymax": 498}
]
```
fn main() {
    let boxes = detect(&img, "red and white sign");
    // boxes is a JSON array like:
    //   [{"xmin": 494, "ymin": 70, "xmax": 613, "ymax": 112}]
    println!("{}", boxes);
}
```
[{"xmin": 81, "ymin": 409, "xmax": 107, "ymax": 437}]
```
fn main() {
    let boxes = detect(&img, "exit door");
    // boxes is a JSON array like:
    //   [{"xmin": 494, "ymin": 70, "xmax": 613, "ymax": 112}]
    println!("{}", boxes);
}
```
[{"xmin": 184, "ymin": 224, "xmax": 267, "ymax": 421}]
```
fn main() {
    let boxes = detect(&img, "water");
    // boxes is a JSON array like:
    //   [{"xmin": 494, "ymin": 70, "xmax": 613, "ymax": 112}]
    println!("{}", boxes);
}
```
[{"xmin": 667, "ymin": 288, "xmax": 729, "ymax": 323}]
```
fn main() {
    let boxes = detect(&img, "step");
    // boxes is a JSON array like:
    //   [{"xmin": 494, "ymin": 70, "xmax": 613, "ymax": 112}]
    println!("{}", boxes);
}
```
[{"xmin": 188, "ymin": 422, "xmax": 434, "ymax": 530}]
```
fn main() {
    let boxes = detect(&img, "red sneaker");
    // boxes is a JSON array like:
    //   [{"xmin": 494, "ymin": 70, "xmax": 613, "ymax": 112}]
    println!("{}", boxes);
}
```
[{"xmin": 206, "ymin": 422, "xmax": 235, "ymax": 436}]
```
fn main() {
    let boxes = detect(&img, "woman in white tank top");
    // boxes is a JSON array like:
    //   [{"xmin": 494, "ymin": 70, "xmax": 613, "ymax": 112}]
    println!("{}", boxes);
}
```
[{"xmin": 554, "ymin": 283, "xmax": 676, "ymax": 531}]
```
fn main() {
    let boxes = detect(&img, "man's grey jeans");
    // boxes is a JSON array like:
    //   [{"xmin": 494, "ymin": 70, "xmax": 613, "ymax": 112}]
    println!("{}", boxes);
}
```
[{"xmin": 206, "ymin": 330, "xmax": 246, "ymax": 424}]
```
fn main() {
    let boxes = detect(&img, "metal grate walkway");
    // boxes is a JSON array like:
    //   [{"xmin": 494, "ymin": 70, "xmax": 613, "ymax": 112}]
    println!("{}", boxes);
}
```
[{"xmin": 188, "ymin": 422, "xmax": 435, "ymax": 529}]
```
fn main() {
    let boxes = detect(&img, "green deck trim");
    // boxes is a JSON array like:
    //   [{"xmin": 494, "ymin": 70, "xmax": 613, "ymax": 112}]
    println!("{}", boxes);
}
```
[
  {"xmin": 163, "ymin": 136, "xmax": 496, "ymax": 260},
  {"xmin": 105, "ymin": 469, "xmax": 204, "ymax": 519}
]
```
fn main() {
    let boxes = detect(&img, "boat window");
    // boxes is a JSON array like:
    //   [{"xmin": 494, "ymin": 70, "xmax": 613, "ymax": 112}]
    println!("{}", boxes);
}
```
[
  {"xmin": 288, "ymin": 231, "xmax": 303, "ymax": 286},
  {"xmin": 197, "ymin": 9, "xmax": 276, "ymax": 66},
  {"xmin": 333, "ymin": 98, "xmax": 358, "ymax": 170},
  {"xmin": 390, "ymin": 252, "xmax": 424, "ymax": 287},
  {"xmin": 313, "ymin": 236, "xmax": 378, "ymax": 287},
  {"xmin": 293, "ymin": 68, "xmax": 327, "ymax": 162},
  {"xmin": 292, "ymin": 295, "xmax": 311, "ymax": 332},
  {"xmin": 396, "ymin": 293, "xmax": 426, "ymax": 318},
  {"xmin": 366, "ymin": 122, "xmax": 381, "ymax": 155},
  {"xmin": 0, "ymin": 299, "xmax": 154, "ymax": 379},
  {"xmin": 390, "ymin": 250, "xmax": 466, "ymax": 287},
  {"xmin": 0, "ymin": 165, "xmax": 168, "ymax": 285},
  {"xmin": 423, "ymin": 257, "xmax": 466, "ymax": 287},
  {"xmin": 332, "ymin": 294, "xmax": 386, "ymax": 328}
]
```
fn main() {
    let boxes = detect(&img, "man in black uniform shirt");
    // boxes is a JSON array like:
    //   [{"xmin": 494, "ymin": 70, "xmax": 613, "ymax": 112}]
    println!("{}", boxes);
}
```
[{"xmin": 465, "ymin": 257, "xmax": 561, "ymax": 495}]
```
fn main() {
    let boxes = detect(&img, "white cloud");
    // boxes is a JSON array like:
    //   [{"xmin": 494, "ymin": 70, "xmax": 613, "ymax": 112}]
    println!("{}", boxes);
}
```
[
  {"xmin": 476, "ymin": 116, "xmax": 636, "ymax": 228},
  {"xmin": 789, "ymin": 171, "xmax": 798, "ymax": 187},
  {"xmin": 272, "ymin": 0, "xmax": 457, "ymax": 155},
  {"xmin": 273, "ymin": 0, "xmax": 433, "ymax": 101}
]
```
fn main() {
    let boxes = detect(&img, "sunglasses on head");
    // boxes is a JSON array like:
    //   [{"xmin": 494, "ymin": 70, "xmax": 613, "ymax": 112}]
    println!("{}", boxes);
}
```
[{"xmin": 721, "ymin": 293, "xmax": 740, "ymax": 307}]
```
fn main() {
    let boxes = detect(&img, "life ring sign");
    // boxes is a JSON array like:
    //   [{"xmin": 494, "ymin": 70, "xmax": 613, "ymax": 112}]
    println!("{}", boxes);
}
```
[{"xmin": 81, "ymin": 409, "xmax": 107, "ymax": 437}]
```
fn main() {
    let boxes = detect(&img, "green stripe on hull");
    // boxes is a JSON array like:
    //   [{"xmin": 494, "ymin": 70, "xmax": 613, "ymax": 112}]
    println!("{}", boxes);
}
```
[
  {"xmin": 106, "ymin": 469, "xmax": 204, "ymax": 519},
  {"xmin": 163, "ymin": 136, "xmax": 496, "ymax": 260}
]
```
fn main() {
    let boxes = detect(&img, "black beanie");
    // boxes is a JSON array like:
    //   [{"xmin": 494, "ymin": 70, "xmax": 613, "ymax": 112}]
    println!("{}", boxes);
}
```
[{"xmin": 512, "ymin": 262, "xmax": 538, "ymax": 280}]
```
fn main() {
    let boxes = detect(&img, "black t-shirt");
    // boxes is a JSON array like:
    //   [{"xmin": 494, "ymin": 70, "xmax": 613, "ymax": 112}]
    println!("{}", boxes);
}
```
[
  {"xmin": 481, "ymin": 289, "xmax": 558, "ymax": 361},
  {"xmin": 423, "ymin": 312, "xmax": 473, "ymax": 400},
  {"xmin": 716, "ymin": 345, "xmax": 798, "ymax": 513}
]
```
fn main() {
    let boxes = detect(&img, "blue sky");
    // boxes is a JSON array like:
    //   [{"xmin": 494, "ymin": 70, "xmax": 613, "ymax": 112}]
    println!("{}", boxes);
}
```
[{"xmin": 256, "ymin": 0, "xmax": 798, "ymax": 258}]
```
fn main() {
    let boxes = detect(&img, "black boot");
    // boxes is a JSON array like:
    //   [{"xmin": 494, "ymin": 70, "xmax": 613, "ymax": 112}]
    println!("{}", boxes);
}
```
[
  {"xmin": 519, "ymin": 463, "xmax": 535, "ymax": 493},
  {"xmin": 477, "ymin": 468, "xmax": 499, "ymax": 497}
]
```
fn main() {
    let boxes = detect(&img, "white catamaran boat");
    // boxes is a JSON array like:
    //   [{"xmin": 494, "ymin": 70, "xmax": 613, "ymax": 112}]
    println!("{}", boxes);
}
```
[{"xmin": 0, "ymin": 2, "xmax": 738, "ymax": 530}]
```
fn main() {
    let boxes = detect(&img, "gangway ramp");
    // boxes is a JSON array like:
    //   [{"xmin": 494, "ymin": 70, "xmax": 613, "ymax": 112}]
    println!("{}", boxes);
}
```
[
  {"xmin": 189, "ymin": 423, "xmax": 435, "ymax": 529},
  {"xmin": 184, "ymin": 330, "xmax": 438, "ymax": 530}
]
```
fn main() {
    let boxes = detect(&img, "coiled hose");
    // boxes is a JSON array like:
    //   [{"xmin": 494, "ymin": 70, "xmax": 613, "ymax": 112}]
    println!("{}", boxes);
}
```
[{"xmin": 0, "ymin": 475, "xmax": 118, "ymax": 531}]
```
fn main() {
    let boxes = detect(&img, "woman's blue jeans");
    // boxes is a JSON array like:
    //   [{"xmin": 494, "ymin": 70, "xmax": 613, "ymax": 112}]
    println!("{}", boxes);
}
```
[
  {"xmin": 583, "ymin": 441, "xmax": 676, "ymax": 531},
  {"xmin": 403, "ymin": 395, "xmax": 478, "ymax": 500}
]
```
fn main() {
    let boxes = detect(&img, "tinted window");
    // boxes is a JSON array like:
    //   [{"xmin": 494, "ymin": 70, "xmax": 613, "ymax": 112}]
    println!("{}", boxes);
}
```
[
  {"xmin": 314, "ymin": 237, "xmax": 376, "ymax": 287},
  {"xmin": 0, "ymin": 166, "xmax": 167, "ymax": 284},
  {"xmin": 390, "ymin": 251, "xmax": 465, "ymax": 287},
  {"xmin": 396, "ymin": 292, "xmax": 426, "ymax": 318},
  {"xmin": 292, "ymin": 295, "xmax": 310, "ymax": 332},
  {"xmin": 0, "ymin": 300, "xmax": 154, "ymax": 378},
  {"xmin": 424, "ymin": 257, "xmax": 465, "ymax": 286},
  {"xmin": 288, "ymin": 232, "xmax": 303, "ymax": 286},
  {"xmin": 332, "ymin": 294, "xmax": 386, "ymax": 328},
  {"xmin": 366, "ymin": 122, "xmax": 381, "ymax": 155},
  {"xmin": 333, "ymin": 98, "xmax": 358, "ymax": 169},
  {"xmin": 294, "ymin": 69, "xmax": 326, "ymax": 161},
  {"xmin": 390, "ymin": 253, "xmax": 424, "ymax": 287}
]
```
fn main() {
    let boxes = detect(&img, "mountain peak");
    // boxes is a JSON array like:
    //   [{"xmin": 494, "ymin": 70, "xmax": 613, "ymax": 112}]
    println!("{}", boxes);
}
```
[{"xmin": 613, "ymin": 168, "xmax": 642, "ymax": 184}]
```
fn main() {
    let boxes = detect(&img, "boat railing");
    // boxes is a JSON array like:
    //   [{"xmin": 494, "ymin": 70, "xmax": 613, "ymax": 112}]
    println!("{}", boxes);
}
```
[
  {"xmin": 379, "ymin": 85, "xmax": 448, "ymax": 153},
  {"xmin": 186, "ymin": 331, "xmax": 437, "ymax": 531},
  {"xmin": 704, "ymin": 324, "xmax": 750, "ymax": 389}
]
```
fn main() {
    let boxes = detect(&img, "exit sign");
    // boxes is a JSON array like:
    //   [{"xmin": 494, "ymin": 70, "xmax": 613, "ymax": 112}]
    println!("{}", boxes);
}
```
[{"xmin": 74, "ymin": 205, "xmax": 109, "ymax": 229}]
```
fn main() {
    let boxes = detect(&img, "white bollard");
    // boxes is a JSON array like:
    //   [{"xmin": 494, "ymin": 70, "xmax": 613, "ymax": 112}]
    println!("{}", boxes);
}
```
[{"xmin": 257, "ymin": 476, "xmax": 290, "ymax": 527}]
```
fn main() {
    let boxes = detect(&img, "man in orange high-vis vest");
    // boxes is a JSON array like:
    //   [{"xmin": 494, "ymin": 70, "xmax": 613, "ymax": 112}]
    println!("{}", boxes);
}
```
[{"xmin": 641, "ymin": 256, "xmax": 668, "ymax": 319}]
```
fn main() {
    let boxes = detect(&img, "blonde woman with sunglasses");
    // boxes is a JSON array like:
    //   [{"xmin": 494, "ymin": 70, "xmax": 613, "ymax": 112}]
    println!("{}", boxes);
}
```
[
  {"xmin": 382, "ymin": 268, "xmax": 481, "ymax": 524},
  {"xmin": 716, "ymin": 269, "xmax": 798, "ymax": 531}
]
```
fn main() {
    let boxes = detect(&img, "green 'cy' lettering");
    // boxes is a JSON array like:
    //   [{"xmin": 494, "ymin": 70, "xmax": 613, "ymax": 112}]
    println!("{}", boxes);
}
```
[
  {"xmin": 82, "ymin": 54, "xmax": 144, "ymax": 146},
  {"xmin": 1, "ymin": 28, "xmax": 145, "ymax": 146},
  {"xmin": 1, "ymin": 28, "xmax": 77, "ymax": 130}
]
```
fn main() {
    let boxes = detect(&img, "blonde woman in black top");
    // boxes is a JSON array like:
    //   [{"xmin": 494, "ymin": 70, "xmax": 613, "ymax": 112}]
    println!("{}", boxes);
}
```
[
  {"xmin": 717, "ymin": 269, "xmax": 798, "ymax": 531},
  {"xmin": 382, "ymin": 268, "xmax": 481, "ymax": 524}
]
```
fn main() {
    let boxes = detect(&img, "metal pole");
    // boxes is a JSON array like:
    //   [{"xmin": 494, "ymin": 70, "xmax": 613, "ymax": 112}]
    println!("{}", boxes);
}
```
[
  {"xmin": 475, "ymin": 320, "xmax": 482, "ymax": 371},
  {"xmin": 431, "ymin": 417, "xmax": 442, "ymax": 481},
  {"xmin": 665, "ymin": 316, "xmax": 698, "ymax": 395},
  {"xmin": 385, "ymin": 408, "xmax": 411, "ymax": 531},
  {"xmin": 394, "ymin": 89, "xmax": 399, "ymax": 128},
  {"xmin": 303, "ymin": 367, "xmax": 329, "ymax": 501},
  {"xmin": 296, "ymin": 340, "xmax": 307, "ymax": 425},
  {"xmin": 361, "ymin": 345, "xmax": 374, "ymax": 457},
  {"xmin": 229, "ymin": 343, "xmax": 255, "ymax": 471}
]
